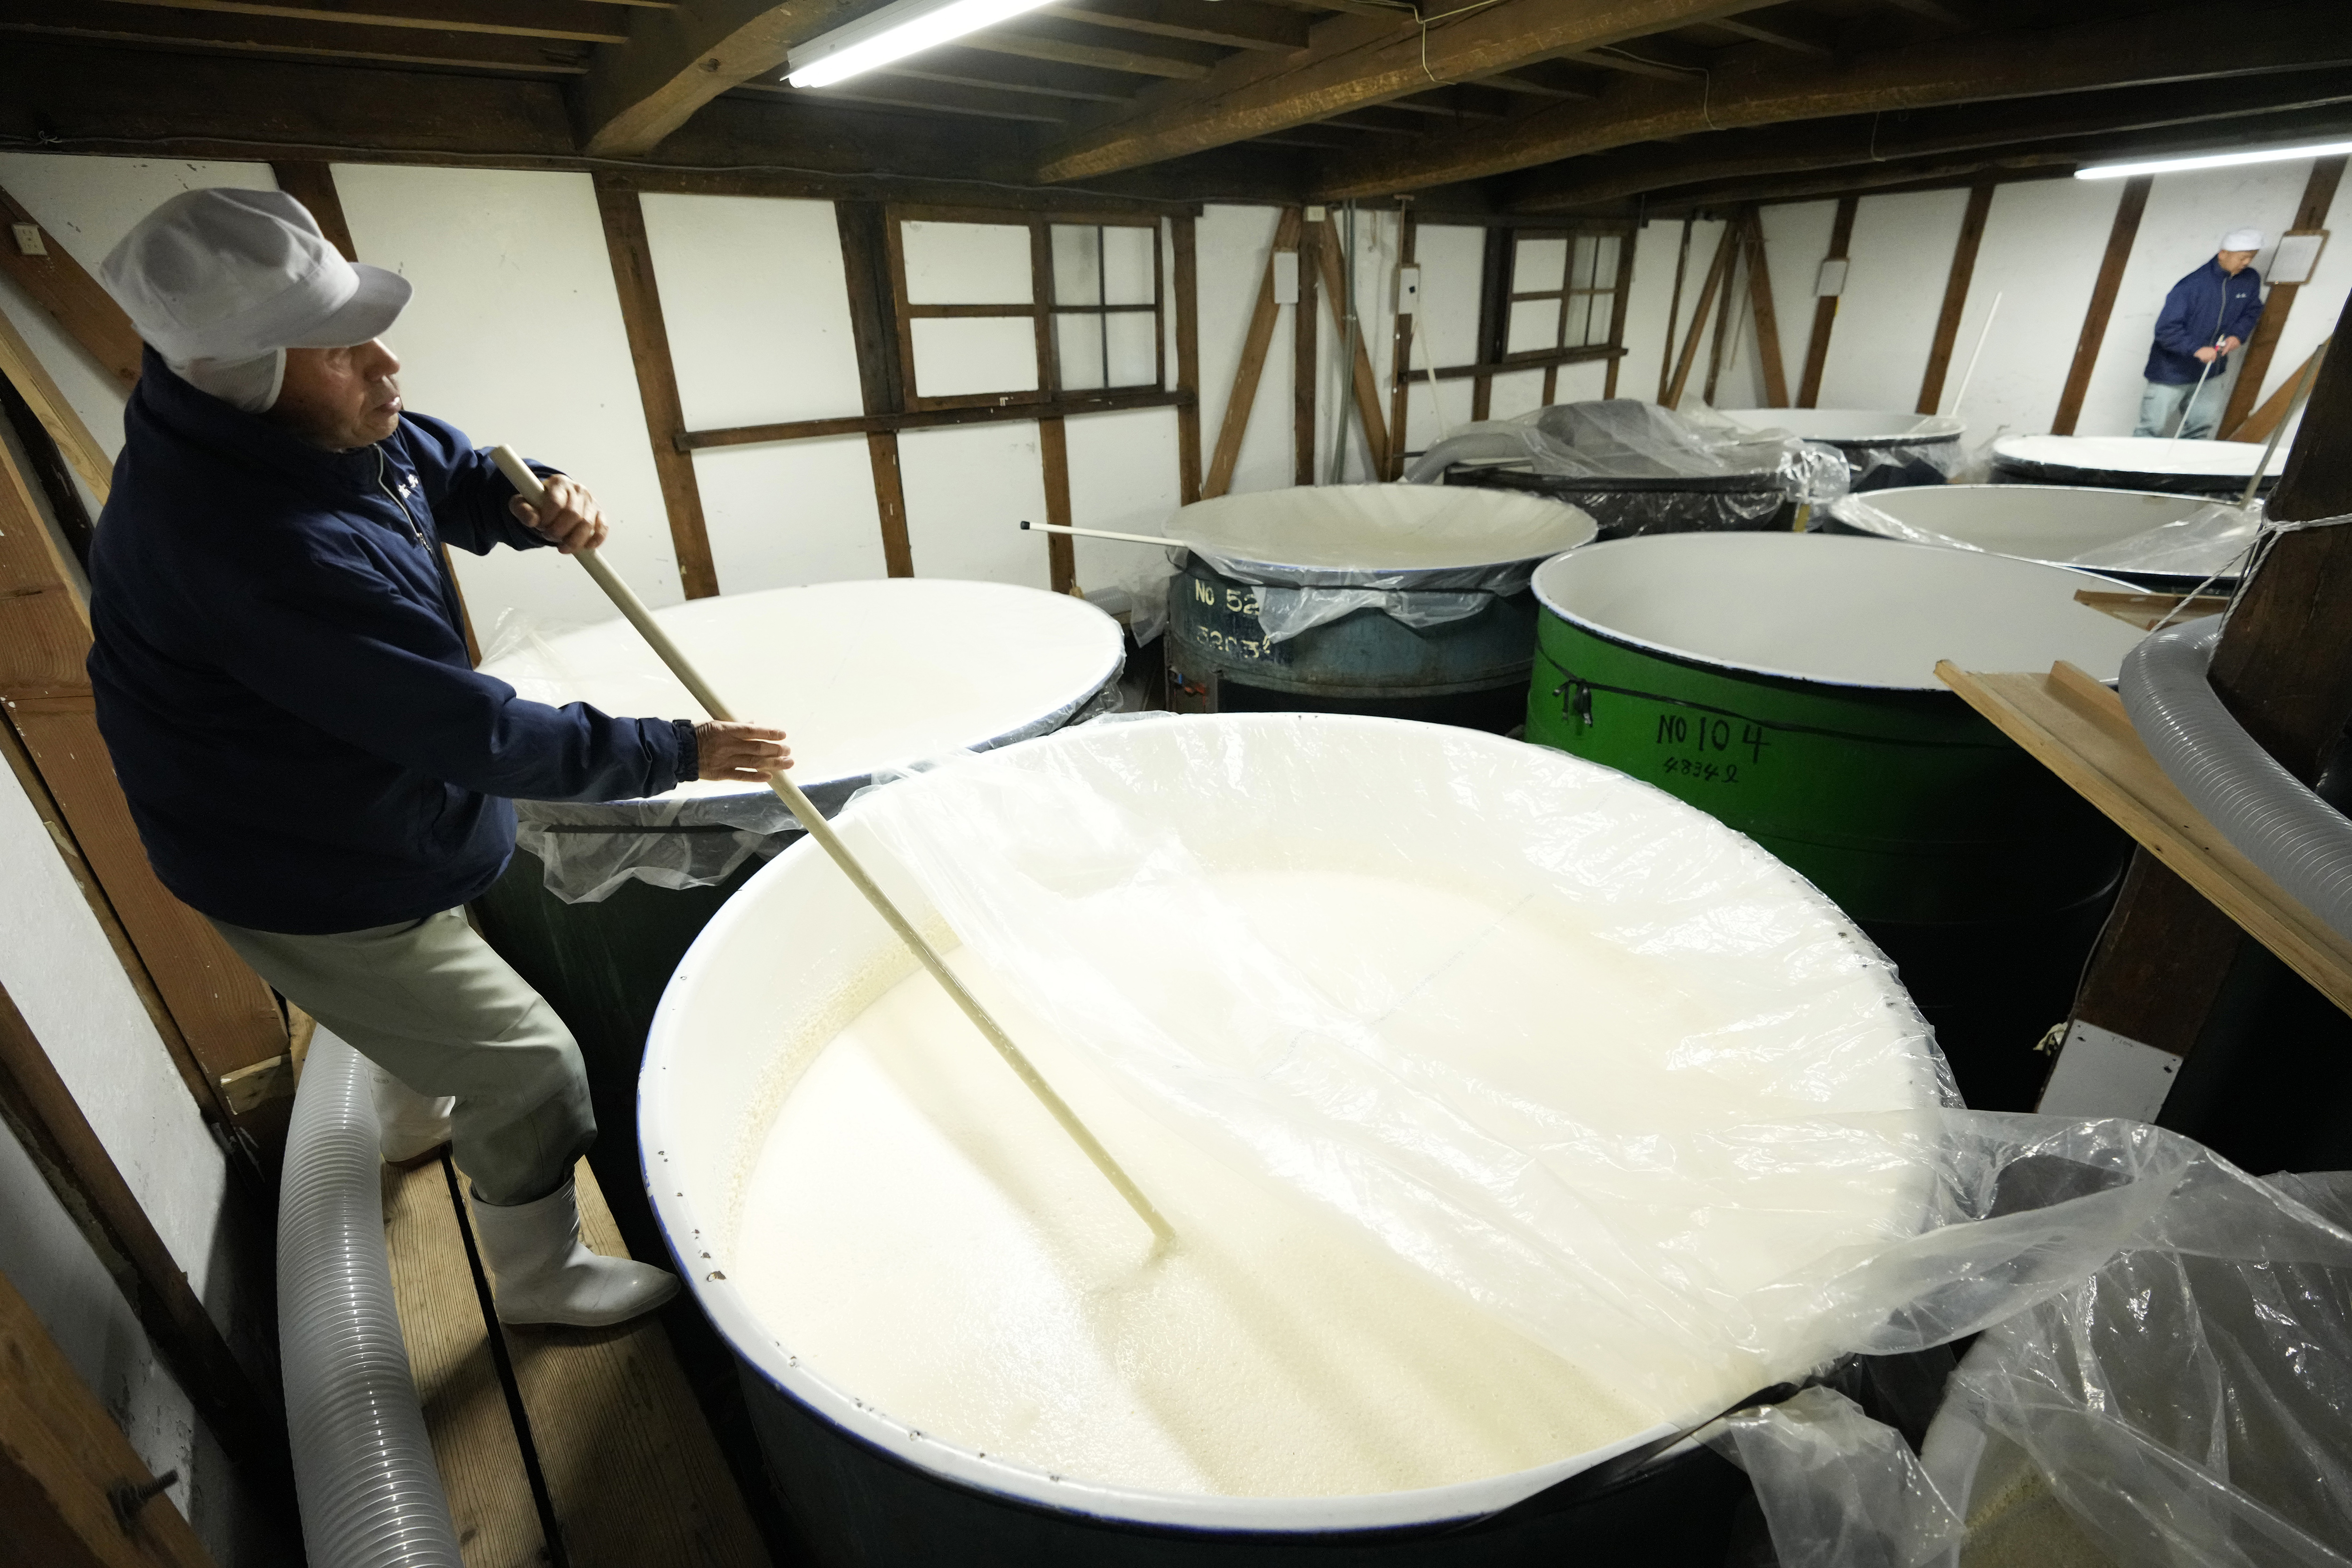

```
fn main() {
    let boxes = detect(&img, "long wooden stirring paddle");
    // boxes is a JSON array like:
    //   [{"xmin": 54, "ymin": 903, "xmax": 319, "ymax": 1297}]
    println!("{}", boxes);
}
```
[{"xmin": 492, "ymin": 447, "xmax": 1174, "ymax": 1245}]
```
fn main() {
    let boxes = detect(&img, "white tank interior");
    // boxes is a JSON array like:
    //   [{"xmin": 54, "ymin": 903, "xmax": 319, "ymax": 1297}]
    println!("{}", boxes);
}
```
[
  {"xmin": 643, "ymin": 716, "xmax": 1942, "ymax": 1521},
  {"xmin": 1993, "ymin": 434, "xmax": 2270, "ymax": 478},
  {"xmin": 1841, "ymin": 485, "xmax": 2218, "ymax": 565},
  {"xmin": 1172, "ymin": 483, "xmax": 1595, "ymax": 571},
  {"xmin": 1717, "ymin": 408, "xmax": 1962, "ymax": 444},
  {"xmin": 1533, "ymin": 533, "xmax": 2147, "ymax": 691},
  {"xmin": 477, "ymin": 579, "xmax": 1122, "ymax": 800}
]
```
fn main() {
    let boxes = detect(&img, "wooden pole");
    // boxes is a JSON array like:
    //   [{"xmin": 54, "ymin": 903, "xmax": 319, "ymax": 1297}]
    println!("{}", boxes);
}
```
[
  {"xmin": 0, "ymin": 306, "xmax": 111, "ymax": 501},
  {"xmin": 1796, "ymin": 195, "xmax": 1857, "ymax": 409},
  {"xmin": 1701, "ymin": 225, "xmax": 1741, "ymax": 406},
  {"xmin": 494, "ymin": 453, "xmax": 1174, "ymax": 1245},
  {"xmin": 1202, "ymin": 208, "xmax": 1300, "ymax": 501},
  {"xmin": 2051, "ymin": 175, "xmax": 2151, "ymax": 435},
  {"xmin": 1471, "ymin": 225, "xmax": 1510, "ymax": 422},
  {"xmin": 1387, "ymin": 207, "xmax": 1417, "ymax": 478},
  {"xmin": 1294, "ymin": 217, "xmax": 1319, "ymax": 486},
  {"xmin": 1664, "ymin": 222, "xmax": 1737, "ymax": 410},
  {"xmin": 1657, "ymin": 214, "xmax": 1695, "ymax": 404},
  {"xmin": 836, "ymin": 201, "xmax": 916, "ymax": 575},
  {"xmin": 2220, "ymin": 155, "xmax": 2346, "ymax": 439},
  {"xmin": 593, "ymin": 182, "xmax": 718, "ymax": 599},
  {"xmin": 1603, "ymin": 220, "xmax": 1639, "ymax": 400},
  {"xmin": 1171, "ymin": 215, "xmax": 1203, "ymax": 504},
  {"xmin": 1916, "ymin": 182, "xmax": 1995, "ymax": 416},
  {"xmin": 1741, "ymin": 208, "xmax": 1788, "ymax": 408},
  {"xmin": 0, "ymin": 183, "xmax": 142, "ymax": 393},
  {"xmin": 1312, "ymin": 218, "xmax": 1390, "ymax": 480}
]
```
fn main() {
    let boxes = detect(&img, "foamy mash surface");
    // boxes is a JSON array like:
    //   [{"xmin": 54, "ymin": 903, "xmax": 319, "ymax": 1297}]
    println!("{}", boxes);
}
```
[{"xmin": 731, "ymin": 860, "xmax": 1926, "ymax": 1498}]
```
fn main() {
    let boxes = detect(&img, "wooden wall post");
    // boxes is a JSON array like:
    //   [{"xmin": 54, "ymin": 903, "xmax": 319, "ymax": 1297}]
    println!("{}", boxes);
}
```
[
  {"xmin": 1171, "ymin": 214, "xmax": 1202, "ymax": 505},
  {"xmin": 1294, "ymin": 216, "xmax": 1319, "ymax": 486},
  {"xmin": 2053, "ymin": 289, "xmax": 2352, "ymax": 1108},
  {"xmin": 1917, "ymin": 182, "xmax": 1995, "ymax": 416},
  {"xmin": 2221, "ymin": 155, "xmax": 2347, "ymax": 439},
  {"xmin": 1740, "ymin": 208, "xmax": 1788, "ymax": 408},
  {"xmin": 1312, "ymin": 223, "xmax": 1390, "ymax": 480},
  {"xmin": 1201, "ymin": 207, "xmax": 1299, "ymax": 501},
  {"xmin": 0, "ymin": 980, "xmax": 292, "ymax": 1502},
  {"xmin": 1604, "ymin": 220, "xmax": 1638, "ymax": 400},
  {"xmin": 2051, "ymin": 175, "xmax": 2153, "ymax": 436},
  {"xmin": 593, "ymin": 180, "xmax": 719, "ymax": 599},
  {"xmin": 0, "ymin": 184, "xmax": 142, "ymax": 393},
  {"xmin": 1471, "ymin": 225, "xmax": 1510, "ymax": 422},
  {"xmin": 1388, "ymin": 207, "xmax": 1416, "ymax": 478},
  {"xmin": 1666, "ymin": 223, "xmax": 1736, "ymax": 410},
  {"xmin": 1701, "ymin": 228, "xmax": 1741, "ymax": 406},
  {"xmin": 1796, "ymin": 196, "xmax": 1858, "ymax": 409},
  {"xmin": 0, "ymin": 1263, "xmax": 220, "ymax": 1568},
  {"xmin": 1658, "ymin": 214, "xmax": 1696, "ymax": 404},
  {"xmin": 835, "ymin": 202, "xmax": 915, "ymax": 575}
]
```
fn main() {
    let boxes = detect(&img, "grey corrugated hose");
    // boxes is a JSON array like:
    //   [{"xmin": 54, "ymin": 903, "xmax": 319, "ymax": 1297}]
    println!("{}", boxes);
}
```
[
  {"xmin": 2120, "ymin": 614, "xmax": 2352, "ymax": 942},
  {"xmin": 278, "ymin": 1028, "xmax": 463, "ymax": 1567}
]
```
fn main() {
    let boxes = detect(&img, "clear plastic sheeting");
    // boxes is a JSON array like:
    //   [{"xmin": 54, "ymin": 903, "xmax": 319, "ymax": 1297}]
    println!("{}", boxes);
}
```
[
  {"xmin": 2077, "ymin": 499, "xmax": 2263, "ymax": 577},
  {"xmin": 835, "ymin": 715, "xmax": 2331, "ymax": 1448},
  {"xmin": 1830, "ymin": 491, "xmax": 2264, "ymax": 583},
  {"xmin": 1722, "ymin": 1156, "xmax": 2352, "ymax": 1568},
  {"xmin": 1158, "ymin": 483, "xmax": 1594, "ymax": 645},
  {"xmin": 1719, "ymin": 409, "xmax": 1967, "ymax": 493}
]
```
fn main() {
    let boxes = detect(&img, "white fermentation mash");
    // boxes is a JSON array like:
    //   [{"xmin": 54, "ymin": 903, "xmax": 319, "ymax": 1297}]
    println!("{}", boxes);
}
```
[{"xmin": 653, "ymin": 719, "xmax": 1948, "ymax": 1506}]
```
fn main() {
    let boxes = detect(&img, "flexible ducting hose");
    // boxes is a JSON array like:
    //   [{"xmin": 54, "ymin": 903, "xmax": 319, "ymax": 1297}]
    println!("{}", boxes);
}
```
[
  {"xmin": 278, "ymin": 1030, "xmax": 463, "ymax": 1567},
  {"xmin": 2121, "ymin": 615, "xmax": 2352, "ymax": 942}
]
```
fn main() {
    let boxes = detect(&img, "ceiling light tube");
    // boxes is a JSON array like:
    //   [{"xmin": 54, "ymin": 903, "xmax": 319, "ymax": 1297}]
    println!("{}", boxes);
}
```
[
  {"xmin": 787, "ymin": 0, "xmax": 1056, "ymax": 88},
  {"xmin": 2075, "ymin": 138, "xmax": 2352, "ymax": 180}
]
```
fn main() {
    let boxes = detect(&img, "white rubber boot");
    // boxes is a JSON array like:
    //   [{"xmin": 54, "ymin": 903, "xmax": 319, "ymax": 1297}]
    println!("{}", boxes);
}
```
[
  {"xmin": 469, "ymin": 1179, "xmax": 679, "ymax": 1328},
  {"xmin": 372, "ymin": 1065, "xmax": 455, "ymax": 1165}
]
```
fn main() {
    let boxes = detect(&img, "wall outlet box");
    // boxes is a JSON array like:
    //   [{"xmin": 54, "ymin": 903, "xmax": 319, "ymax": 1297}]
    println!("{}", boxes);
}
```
[
  {"xmin": 2270, "ymin": 230, "xmax": 2326, "ymax": 286},
  {"xmin": 1397, "ymin": 265, "xmax": 1421, "ymax": 313},
  {"xmin": 1305, "ymin": 204, "xmax": 1328, "ymax": 223},
  {"xmin": 1814, "ymin": 257, "xmax": 1849, "ymax": 298},
  {"xmin": 11, "ymin": 223, "xmax": 45, "ymax": 257},
  {"xmin": 1272, "ymin": 251, "xmax": 1300, "ymax": 306}
]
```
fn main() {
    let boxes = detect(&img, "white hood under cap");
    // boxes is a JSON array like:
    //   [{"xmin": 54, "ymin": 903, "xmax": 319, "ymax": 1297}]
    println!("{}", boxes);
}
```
[{"xmin": 98, "ymin": 187, "xmax": 411, "ymax": 411}]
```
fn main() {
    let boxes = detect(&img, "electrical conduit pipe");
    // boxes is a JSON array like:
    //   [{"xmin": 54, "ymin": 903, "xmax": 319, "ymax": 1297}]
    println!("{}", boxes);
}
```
[
  {"xmin": 2121, "ymin": 614, "xmax": 2352, "ymax": 942},
  {"xmin": 278, "ymin": 1029, "xmax": 463, "ymax": 1567}
]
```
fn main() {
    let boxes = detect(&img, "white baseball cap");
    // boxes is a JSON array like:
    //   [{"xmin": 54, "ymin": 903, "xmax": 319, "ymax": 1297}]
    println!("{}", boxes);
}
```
[
  {"xmin": 99, "ymin": 188, "xmax": 410, "ymax": 407},
  {"xmin": 2220, "ymin": 228, "xmax": 2264, "ymax": 252}
]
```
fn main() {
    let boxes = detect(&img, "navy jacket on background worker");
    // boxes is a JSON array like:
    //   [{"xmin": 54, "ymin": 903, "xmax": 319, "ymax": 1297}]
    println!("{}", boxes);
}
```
[
  {"xmin": 87, "ymin": 349, "xmax": 698, "ymax": 936},
  {"xmin": 2144, "ymin": 257, "xmax": 2264, "ymax": 385}
]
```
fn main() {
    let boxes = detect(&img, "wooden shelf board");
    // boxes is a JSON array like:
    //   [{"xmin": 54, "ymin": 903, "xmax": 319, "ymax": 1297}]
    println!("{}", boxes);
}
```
[{"xmin": 1936, "ymin": 658, "xmax": 2352, "ymax": 1019}]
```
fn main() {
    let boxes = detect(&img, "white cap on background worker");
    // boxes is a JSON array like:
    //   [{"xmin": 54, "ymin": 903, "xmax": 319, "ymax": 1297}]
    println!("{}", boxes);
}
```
[
  {"xmin": 2220, "ymin": 227, "xmax": 2264, "ymax": 254},
  {"xmin": 98, "ymin": 187, "xmax": 411, "ymax": 414}
]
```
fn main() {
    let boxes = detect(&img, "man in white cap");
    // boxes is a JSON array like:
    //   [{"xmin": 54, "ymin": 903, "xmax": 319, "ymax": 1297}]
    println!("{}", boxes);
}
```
[
  {"xmin": 2131, "ymin": 228, "xmax": 2266, "ymax": 440},
  {"xmin": 87, "ymin": 187, "xmax": 787, "ymax": 1329}
]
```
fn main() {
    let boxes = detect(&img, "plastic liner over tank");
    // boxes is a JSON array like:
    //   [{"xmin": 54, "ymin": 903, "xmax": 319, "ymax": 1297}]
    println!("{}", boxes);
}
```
[
  {"xmin": 1158, "ymin": 485, "xmax": 1594, "ymax": 731},
  {"xmin": 1989, "ymin": 434, "xmax": 2282, "ymax": 498},
  {"xmin": 1524, "ymin": 533, "xmax": 2145, "ymax": 1110},
  {"xmin": 1406, "ymin": 401, "xmax": 1850, "ymax": 538},
  {"xmin": 1827, "ymin": 484, "xmax": 2256, "ymax": 593},
  {"xmin": 1719, "ymin": 408, "xmax": 1965, "ymax": 492}
]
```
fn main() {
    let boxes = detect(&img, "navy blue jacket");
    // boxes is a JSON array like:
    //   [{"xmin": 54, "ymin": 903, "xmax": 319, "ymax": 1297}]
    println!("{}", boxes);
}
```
[
  {"xmin": 87, "ymin": 353, "xmax": 696, "ymax": 935},
  {"xmin": 2145, "ymin": 258, "xmax": 2264, "ymax": 385}
]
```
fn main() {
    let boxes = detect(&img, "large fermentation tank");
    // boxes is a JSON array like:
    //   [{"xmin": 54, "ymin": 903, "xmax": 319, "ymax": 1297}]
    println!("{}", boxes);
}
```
[
  {"xmin": 1525, "ymin": 533, "xmax": 2146, "ymax": 1109},
  {"xmin": 1826, "ymin": 485, "xmax": 2245, "ymax": 593},
  {"xmin": 1988, "ymin": 435, "xmax": 2278, "ymax": 497},
  {"xmin": 1717, "ymin": 409, "xmax": 1964, "ymax": 492},
  {"xmin": 1162, "ymin": 485, "xmax": 1594, "ymax": 732},
  {"xmin": 642, "ymin": 713, "xmax": 1948, "ymax": 1563},
  {"xmin": 470, "ymin": 579, "xmax": 1122, "ymax": 1256}
]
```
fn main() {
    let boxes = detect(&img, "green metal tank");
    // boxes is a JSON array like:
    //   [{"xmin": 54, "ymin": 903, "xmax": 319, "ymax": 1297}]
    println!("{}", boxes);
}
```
[{"xmin": 1525, "ymin": 533, "xmax": 2148, "ymax": 1109}]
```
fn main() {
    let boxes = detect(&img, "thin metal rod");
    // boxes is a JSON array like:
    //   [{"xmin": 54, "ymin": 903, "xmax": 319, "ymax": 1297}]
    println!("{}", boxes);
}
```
[
  {"xmin": 2169, "ymin": 336, "xmax": 2224, "ymax": 452},
  {"xmin": 491, "ymin": 448, "xmax": 1174, "ymax": 1245},
  {"xmin": 1021, "ymin": 518, "xmax": 1183, "ymax": 548},
  {"xmin": 1944, "ymin": 289, "xmax": 2002, "ymax": 424},
  {"xmin": 2240, "ymin": 336, "xmax": 2328, "ymax": 508}
]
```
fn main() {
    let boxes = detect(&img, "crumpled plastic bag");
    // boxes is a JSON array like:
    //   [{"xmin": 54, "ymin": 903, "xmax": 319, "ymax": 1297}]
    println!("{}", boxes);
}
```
[{"xmin": 1404, "ymin": 399, "xmax": 1851, "ymax": 510}]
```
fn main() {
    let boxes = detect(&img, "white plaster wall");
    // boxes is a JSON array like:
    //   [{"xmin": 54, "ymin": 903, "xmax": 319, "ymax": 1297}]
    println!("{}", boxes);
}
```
[
  {"xmin": 0, "ymin": 154, "xmax": 278, "ymax": 511},
  {"xmin": 1815, "ymin": 189, "xmax": 1971, "ymax": 415},
  {"xmin": 332, "ymin": 164, "xmax": 687, "ymax": 638},
  {"xmin": 1398, "ymin": 220, "xmax": 1483, "ymax": 459}
]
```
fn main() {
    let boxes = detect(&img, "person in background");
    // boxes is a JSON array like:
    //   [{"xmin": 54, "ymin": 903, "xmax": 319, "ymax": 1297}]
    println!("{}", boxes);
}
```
[
  {"xmin": 87, "ymin": 188, "xmax": 789, "ymax": 1329},
  {"xmin": 2132, "ymin": 227, "xmax": 2265, "ymax": 441}
]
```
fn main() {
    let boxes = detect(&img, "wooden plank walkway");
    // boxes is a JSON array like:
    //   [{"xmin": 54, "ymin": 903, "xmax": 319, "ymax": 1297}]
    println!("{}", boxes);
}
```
[{"xmin": 383, "ymin": 1155, "xmax": 770, "ymax": 1568}]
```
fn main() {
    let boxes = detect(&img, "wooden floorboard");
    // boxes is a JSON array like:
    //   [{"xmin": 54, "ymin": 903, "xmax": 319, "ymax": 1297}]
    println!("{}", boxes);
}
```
[
  {"xmin": 467, "ymin": 1162, "xmax": 771, "ymax": 1568},
  {"xmin": 384, "ymin": 1157, "xmax": 552, "ymax": 1568}
]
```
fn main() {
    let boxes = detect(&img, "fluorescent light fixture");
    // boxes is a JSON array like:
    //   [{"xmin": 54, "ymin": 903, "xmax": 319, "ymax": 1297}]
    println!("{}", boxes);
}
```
[
  {"xmin": 787, "ymin": 0, "xmax": 1055, "ymax": 88},
  {"xmin": 2076, "ymin": 138, "xmax": 2352, "ymax": 180}
]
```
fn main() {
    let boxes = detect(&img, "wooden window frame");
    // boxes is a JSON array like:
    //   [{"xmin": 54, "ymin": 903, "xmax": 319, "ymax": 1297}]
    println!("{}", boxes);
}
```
[
  {"xmin": 884, "ymin": 203, "xmax": 1167, "ymax": 413},
  {"xmin": 1501, "ymin": 226, "xmax": 1624, "ymax": 367}
]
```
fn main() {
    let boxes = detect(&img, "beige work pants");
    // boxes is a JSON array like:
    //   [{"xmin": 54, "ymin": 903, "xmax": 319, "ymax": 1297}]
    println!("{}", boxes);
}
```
[{"xmin": 208, "ymin": 907, "xmax": 594, "ymax": 1206}]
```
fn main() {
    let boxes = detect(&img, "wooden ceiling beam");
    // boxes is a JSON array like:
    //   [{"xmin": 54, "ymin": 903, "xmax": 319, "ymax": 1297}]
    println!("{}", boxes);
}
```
[
  {"xmin": 573, "ymin": 0, "xmax": 854, "ymax": 157},
  {"xmin": 1319, "ymin": 0, "xmax": 2352, "ymax": 196},
  {"xmin": 0, "ymin": 0, "xmax": 596, "ymax": 73},
  {"xmin": 1508, "ymin": 65, "xmax": 2352, "ymax": 210},
  {"xmin": 1041, "ymin": 0, "xmax": 1312, "ymax": 54},
  {"xmin": 1034, "ymin": 0, "xmax": 1783, "ymax": 182},
  {"xmin": 100, "ymin": 0, "xmax": 636, "ymax": 43},
  {"xmin": 1700, "ymin": 16, "xmax": 1832, "ymax": 56}
]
